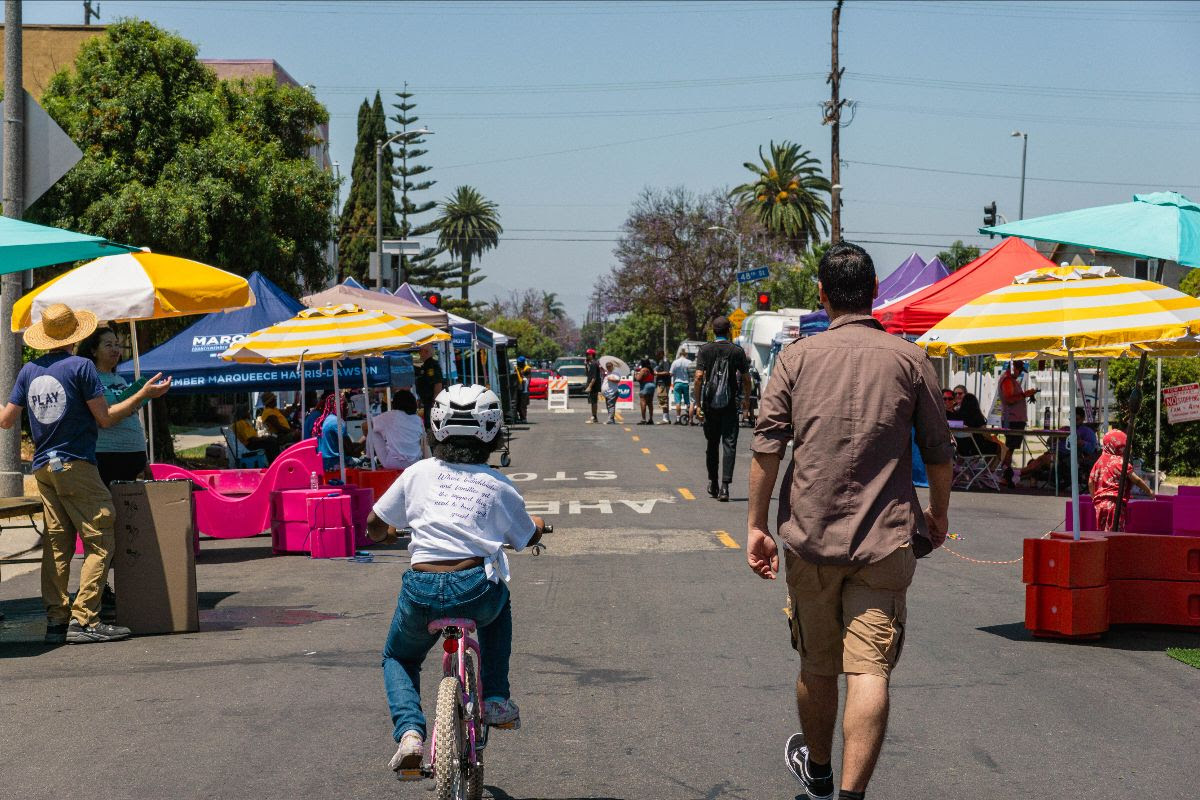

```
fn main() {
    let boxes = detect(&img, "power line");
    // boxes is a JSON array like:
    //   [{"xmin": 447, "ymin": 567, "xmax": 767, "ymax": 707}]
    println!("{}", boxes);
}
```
[{"xmin": 843, "ymin": 158, "xmax": 1200, "ymax": 190}]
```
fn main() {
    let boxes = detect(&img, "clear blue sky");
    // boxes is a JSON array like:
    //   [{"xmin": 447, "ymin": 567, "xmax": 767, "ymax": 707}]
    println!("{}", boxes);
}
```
[{"xmin": 24, "ymin": 0, "xmax": 1200, "ymax": 321}]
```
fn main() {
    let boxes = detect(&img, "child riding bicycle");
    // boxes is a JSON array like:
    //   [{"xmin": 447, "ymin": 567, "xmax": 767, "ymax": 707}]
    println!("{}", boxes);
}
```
[{"xmin": 366, "ymin": 384, "xmax": 546, "ymax": 779}]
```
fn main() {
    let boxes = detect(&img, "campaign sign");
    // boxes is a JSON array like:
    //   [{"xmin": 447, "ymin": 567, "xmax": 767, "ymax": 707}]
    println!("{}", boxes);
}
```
[
  {"xmin": 1163, "ymin": 382, "xmax": 1200, "ymax": 424},
  {"xmin": 616, "ymin": 379, "xmax": 635, "ymax": 410}
]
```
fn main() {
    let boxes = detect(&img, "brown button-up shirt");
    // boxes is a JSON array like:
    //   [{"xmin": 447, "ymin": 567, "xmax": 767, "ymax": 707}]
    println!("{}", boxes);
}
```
[{"xmin": 753, "ymin": 313, "xmax": 955, "ymax": 565}]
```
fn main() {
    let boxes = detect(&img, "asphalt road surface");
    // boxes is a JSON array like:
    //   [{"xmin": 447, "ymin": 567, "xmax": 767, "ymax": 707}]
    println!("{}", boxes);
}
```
[{"xmin": 2, "ymin": 405, "xmax": 1197, "ymax": 799}]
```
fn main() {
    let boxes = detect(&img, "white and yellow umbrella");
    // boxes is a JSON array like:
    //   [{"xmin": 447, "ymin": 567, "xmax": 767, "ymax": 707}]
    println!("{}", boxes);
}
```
[
  {"xmin": 918, "ymin": 265, "xmax": 1200, "ymax": 538},
  {"xmin": 221, "ymin": 304, "xmax": 450, "ymax": 481}
]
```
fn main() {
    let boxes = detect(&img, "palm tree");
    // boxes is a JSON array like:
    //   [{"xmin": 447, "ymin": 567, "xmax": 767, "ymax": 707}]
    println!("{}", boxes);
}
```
[
  {"xmin": 732, "ymin": 141, "xmax": 831, "ymax": 254},
  {"xmin": 436, "ymin": 186, "xmax": 503, "ymax": 301},
  {"xmin": 541, "ymin": 291, "xmax": 566, "ymax": 322}
]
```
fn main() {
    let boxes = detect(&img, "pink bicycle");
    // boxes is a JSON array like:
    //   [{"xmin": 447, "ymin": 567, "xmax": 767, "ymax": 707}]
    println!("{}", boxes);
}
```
[{"xmin": 412, "ymin": 529, "xmax": 550, "ymax": 800}]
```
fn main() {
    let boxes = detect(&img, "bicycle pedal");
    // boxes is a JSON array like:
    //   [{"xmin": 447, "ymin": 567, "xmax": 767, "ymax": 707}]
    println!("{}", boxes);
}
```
[
  {"xmin": 490, "ymin": 720, "xmax": 520, "ymax": 730},
  {"xmin": 395, "ymin": 769, "xmax": 425, "ymax": 782}
]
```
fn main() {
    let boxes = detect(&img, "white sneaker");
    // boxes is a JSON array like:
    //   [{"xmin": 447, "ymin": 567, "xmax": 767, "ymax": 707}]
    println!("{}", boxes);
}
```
[
  {"xmin": 388, "ymin": 730, "xmax": 424, "ymax": 779},
  {"xmin": 483, "ymin": 697, "xmax": 521, "ymax": 727}
]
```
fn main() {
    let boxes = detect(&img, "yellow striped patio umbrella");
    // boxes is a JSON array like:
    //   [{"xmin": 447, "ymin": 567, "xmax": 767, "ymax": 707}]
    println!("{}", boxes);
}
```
[
  {"xmin": 917, "ymin": 265, "xmax": 1200, "ymax": 358},
  {"xmin": 917, "ymin": 265, "xmax": 1200, "ymax": 538},
  {"xmin": 221, "ymin": 304, "xmax": 450, "ymax": 481}
]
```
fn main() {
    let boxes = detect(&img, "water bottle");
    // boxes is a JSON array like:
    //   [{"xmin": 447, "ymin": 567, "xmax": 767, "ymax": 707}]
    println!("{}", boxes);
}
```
[
  {"xmin": 310, "ymin": 471, "xmax": 319, "ymax": 490},
  {"xmin": 48, "ymin": 450, "xmax": 64, "ymax": 473},
  {"xmin": 1043, "ymin": 407, "xmax": 1051, "ymax": 430}
]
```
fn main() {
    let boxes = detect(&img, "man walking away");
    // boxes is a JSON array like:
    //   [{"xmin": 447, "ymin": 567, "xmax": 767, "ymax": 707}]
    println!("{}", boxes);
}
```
[
  {"xmin": 746, "ymin": 242, "xmax": 955, "ymax": 800},
  {"xmin": 693, "ymin": 317, "xmax": 750, "ymax": 501},
  {"xmin": 414, "ymin": 343, "xmax": 444, "ymax": 430},
  {"xmin": 670, "ymin": 349, "xmax": 693, "ymax": 425},
  {"xmin": 583, "ymin": 348, "xmax": 601, "ymax": 423},
  {"xmin": 654, "ymin": 350, "xmax": 672, "ymax": 424},
  {"xmin": 0, "ymin": 303, "xmax": 171, "ymax": 644}
]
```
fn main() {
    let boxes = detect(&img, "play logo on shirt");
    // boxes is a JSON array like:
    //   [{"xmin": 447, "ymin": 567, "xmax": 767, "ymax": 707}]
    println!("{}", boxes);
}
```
[{"xmin": 27, "ymin": 375, "xmax": 68, "ymax": 424}]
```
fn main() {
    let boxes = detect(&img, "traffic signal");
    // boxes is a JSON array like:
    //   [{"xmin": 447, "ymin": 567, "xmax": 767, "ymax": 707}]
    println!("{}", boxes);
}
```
[
  {"xmin": 424, "ymin": 291, "xmax": 442, "ymax": 308},
  {"xmin": 756, "ymin": 291, "xmax": 771, "ymax": 311},
  {"xmin": 983, "ymin": 201, "xmax": 997, "ymax": 228}
]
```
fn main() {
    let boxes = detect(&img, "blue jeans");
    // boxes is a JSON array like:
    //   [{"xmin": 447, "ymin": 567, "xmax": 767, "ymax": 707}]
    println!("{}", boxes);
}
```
[{"xmin": 382, "ymin": 566, "xmax": 512, "ymax": 741}]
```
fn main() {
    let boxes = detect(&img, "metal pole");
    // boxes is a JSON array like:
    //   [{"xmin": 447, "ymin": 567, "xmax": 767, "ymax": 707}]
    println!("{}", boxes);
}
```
[
  {"xmin": 374, "ymin": 140, "xmax": 383, "ymax": 290},
  {"xmin": 361, "ymin": 356, "xmax": 373, "ymax": 468},
  {"xmin": 0, "ymin": 0, "xmax": 24, "ymax": 497},
  {"xmin": 1067, "ymin": 352, "xmax": 1081, "ymax": 539},
  {"xmin": 736, "ymin": 234, "xmax": 743, "ymax": 311},
  {"xmin": 1018, "ymin": 133, "xmax": 1027, "ymax": 220},
  {"xmin": 1155, "ymin": 357, "xmax": 1162, "ymax": 493}
]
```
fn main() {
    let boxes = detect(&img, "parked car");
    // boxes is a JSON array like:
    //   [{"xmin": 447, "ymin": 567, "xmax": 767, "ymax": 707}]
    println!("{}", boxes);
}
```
[
  {"xmin": 552, "ymin": 356, "xmax": 586, "ymax": 373},
  {"xmin": 555, "ymin": 363, "xmax": 589, "ymax": 395},
  {"xmin": 527, "ymin": 369, "xmax": 555, "ymax": 400}
]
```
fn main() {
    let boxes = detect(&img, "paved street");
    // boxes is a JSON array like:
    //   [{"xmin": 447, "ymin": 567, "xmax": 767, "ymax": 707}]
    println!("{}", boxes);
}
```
[{"xmin": 2, "ymin": 404, "xmax": 1197, "ymax": 800}]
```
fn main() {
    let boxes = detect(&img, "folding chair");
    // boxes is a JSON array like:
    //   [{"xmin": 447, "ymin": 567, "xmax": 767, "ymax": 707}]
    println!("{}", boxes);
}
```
[
  {"xmin": 952, "ymin": 431, "xmax": 1001, "ymax": 491},
  {"xmin": 221, "ymin": 426, "xmax": 267, "ymax": 469}
]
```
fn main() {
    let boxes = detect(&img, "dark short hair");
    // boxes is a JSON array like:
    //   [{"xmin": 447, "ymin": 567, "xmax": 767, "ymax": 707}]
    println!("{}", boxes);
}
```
[
  {"xmin": 393, "ymin": 391, "xmax": 418, "ymax": 415},
  {"xmin": 77, "ymin": 326, "xmax": 117, "ymax": 363},
  {"xmin": 432, "ymin": 434, "xmax": 501, "ymax": 464},
  {"xmin": 818, "ymin": 241, "xmax": 876, "ymax": 312},
  {"xmin": 711, "ymin": 316, "xmax": 732, "ymax": 337}
]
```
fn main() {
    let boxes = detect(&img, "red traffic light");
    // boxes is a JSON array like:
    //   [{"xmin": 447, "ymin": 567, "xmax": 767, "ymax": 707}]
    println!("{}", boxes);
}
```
[
  {"xmin": 756, "ymin": 292, "xmax": 771, "ymax": 310},
  {"xmin": 424, "ymin": 292, "xmax": 443, "ymax": 308}
]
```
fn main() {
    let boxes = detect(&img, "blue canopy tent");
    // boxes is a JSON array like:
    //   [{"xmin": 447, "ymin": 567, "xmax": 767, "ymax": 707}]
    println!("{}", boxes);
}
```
[
  {"xmin": 798, "ymin": 252, "xmax": 949, "ymax": 334},
  {"xmin": 393, "ymin": 282, "xmax": 500, "ymax": 386},
  {"xmin": 118, "ymin": 271, "xmax": 412, "ymax": 393}
]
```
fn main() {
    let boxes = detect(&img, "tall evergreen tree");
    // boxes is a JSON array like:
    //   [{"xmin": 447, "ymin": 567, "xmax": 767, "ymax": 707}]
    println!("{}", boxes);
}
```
[
  {"xmin": 337, "ymin": 92, "xmax": 397, "ymax": 285},
  {"xmin": 391, "ymin": 85, "xmax": 444, "ymax": 287}
]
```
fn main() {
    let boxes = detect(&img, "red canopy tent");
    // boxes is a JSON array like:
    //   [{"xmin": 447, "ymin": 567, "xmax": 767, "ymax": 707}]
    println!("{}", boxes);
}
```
[{"xmin": 874, "ymin": 237, "xmax": 1056, "ymax": 335}]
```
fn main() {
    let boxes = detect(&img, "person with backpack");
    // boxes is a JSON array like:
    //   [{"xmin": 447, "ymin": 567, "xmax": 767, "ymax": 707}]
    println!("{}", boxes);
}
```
[{"xmin": 692, "ymin": 316, "xmax": 751, "ymax": 501}]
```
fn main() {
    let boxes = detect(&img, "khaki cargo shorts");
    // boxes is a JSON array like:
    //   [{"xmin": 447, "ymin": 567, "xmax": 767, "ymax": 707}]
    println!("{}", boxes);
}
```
[{"xmin": 784, "ymin": 545, "xmax": 916, "ymax": 679}]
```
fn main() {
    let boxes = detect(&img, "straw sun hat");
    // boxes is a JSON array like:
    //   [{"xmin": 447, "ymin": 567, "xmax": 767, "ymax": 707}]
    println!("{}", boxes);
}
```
[{"xmin": 23, "ymin": 303, "xmax": 99, "ymax": 351}]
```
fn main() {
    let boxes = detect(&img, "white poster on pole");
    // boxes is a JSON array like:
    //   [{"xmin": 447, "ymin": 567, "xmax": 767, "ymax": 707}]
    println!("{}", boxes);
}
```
[{"xmin": 1163, "ymin": 383, "xmax": 1200, "ymax": 424}]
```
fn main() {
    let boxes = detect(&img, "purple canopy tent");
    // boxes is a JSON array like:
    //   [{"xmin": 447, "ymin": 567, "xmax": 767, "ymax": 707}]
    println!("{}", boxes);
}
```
[{"xmin": 799, "ymin": 252, "xmax": 950, "ymax": 334}]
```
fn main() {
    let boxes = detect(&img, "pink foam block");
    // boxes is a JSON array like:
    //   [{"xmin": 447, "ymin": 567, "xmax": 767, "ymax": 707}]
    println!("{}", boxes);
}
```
[
  {"xmin": 310, "ymin": 526, "xmax": 354, "ymax": 559},
  {"xmin": 307, "ymin": 495, "xmax": 352, "ymax": 530},
  {"xmin": 1065, "ymin": 496, "xmax": 1095, "ymax": 531},
  {"xmin": 1125, "ymin": 499, "xmax": 1173, "ymax": 535},
  {"xmin": 274, "ymin": 488, "xmax": 343, "ymax": 523},
  {"xmin": 270, "ymin": 519, "xmax": 313, "ymax": 554},
  {"xmin": 1177, "ymin": 486, "xmax": 1200, "ymax": 497},
  {"xmin": 339, "ymin": 485, "xmax": 375, "ymax": 548},
  {"xmin": 1173, "ymin": 496, "xmax": 1200, "ymax": 536}
]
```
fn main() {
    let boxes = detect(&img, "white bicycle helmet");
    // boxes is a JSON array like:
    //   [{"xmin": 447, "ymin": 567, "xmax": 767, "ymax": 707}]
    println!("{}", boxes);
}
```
[{"xmin": 429, "ymin": 384, "xmax": 504, "ymax": 442}]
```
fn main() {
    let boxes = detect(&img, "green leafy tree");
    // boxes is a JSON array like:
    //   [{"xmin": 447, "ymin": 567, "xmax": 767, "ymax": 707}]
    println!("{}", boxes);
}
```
[
  {"xmin": 338, "ymin": 92, "xmax": 397, "ymax": 285},
  {"xmin": 541, "ymin": 292, "xmax": 566, "ymax": 321},
  {"xmin": 600, "ymin": 311, "xmax": 680, "ymax": 363},
  {"xmin": 758, "ymin": 243, "xmax": 827, "ymax": 311},
  {"xmin": 487, "ymin": 316, "xmax": 561, "ymax": 363},
  {"xmin": 436, "ymin": 186, "xmax": 503, "ymax": 302},
  {"xmin": 391, "ymin": 85, "xmax": 444, "ymax": 287},
  {"xmin": 1109, "ymin": 358, "xmax": 1200, "ymax": 476},
  {"xmin": 732, "ymin": 141, "xmax": 831, "ymax": 254},
  {"xmin": 938, "ymin": 240, "xmax": 981, "ymax": 272},
  {"xmin": 1180, "ymin": 268, "xmax": 1200, "ymax": 297}
]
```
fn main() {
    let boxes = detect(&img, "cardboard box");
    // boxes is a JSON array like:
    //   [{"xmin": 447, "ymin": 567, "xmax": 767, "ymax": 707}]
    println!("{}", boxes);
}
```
[{"xmin": 112, "ymin": 481, "xmax": 199, "ymax": 635}]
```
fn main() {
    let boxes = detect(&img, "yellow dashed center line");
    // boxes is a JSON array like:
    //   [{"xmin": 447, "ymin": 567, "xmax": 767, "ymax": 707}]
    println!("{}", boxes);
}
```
[
  {"xmin": 656, "ymin": 463, "xmax": 669, "ymax": 472},
  {"xmin": 631, "ymin": 435, "xmax": 640, "ymax": 442},
  {"xmin": 714, "ymin": 530, "xmax": 740, "ymax": 549},
  {"xmin": 641, "ymin": 447, "xmax": 651, "ymax": 455},
  {"xmin": 623, "ymin": 427, "xmax": 632, "ymax": 432},
  {"xmin": 677, "ymin": 487, "xmax": 695, "ymax": 500}
]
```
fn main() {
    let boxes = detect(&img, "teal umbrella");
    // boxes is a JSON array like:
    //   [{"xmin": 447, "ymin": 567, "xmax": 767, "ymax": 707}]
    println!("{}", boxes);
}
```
[
  {"xmin": 981, "ymin": 191, "xmax": 1200, "ymax": 268},
  {"xmin": 0, "ymin": 217, "xmax": 135, "ymax": 274}
]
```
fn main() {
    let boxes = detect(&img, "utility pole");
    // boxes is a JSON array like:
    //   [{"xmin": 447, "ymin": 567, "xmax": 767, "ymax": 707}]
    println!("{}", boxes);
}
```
[
  {"xmin": 83, "ymin": 0, "xmax": 99, "ymax": 25},
  {"xmin": 1, "ymin": 0, "xmax": 25, "ymax": 497},
  {"xmin": 823, "ymin": 0, "xmax": 846, "ymax": 244}
]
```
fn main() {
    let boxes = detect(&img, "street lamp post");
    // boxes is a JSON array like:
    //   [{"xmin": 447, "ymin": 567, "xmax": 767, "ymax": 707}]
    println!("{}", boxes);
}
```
[
  {"xmin": 376, "ymin": 128, "xmax": 431, "ymax": 289},
  {"xmin": 708, "ymin": 225, "xmax": 743, "ymax": 310},
  {"xmin": 1011, "ymin": 131, "xmax": 1028, "ymax": 220}
]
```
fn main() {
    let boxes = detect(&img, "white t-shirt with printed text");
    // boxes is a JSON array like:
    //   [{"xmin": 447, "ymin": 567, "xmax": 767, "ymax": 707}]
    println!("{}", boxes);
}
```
[{"xmin": 373, "ymin": 458, "xmax": 536, "ymax": 583}]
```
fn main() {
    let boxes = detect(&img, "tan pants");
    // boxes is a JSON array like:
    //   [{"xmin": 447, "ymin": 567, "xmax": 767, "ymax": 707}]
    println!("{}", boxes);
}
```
[{"xmin": 35, "ymin": 460, "xmax": 115, "ymax": 627}]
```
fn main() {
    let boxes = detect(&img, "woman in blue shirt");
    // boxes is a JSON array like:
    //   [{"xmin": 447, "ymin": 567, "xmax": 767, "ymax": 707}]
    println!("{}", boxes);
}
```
[{"xmin": 78, "ymin": 327, "xmax": 148, "ymax": 485}]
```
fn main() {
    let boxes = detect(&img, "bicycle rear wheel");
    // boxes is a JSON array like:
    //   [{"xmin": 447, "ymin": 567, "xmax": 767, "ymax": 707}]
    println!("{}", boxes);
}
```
[
  {"xmin": 463, "ymin": 649, "xmax": 485, "ymax": 800},
  {"xmin": 433, "ymin": 676, "xmax": 464, "ymax": 800}
]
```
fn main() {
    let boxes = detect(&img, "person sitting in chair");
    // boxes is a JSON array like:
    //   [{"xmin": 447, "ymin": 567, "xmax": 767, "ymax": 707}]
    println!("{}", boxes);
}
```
[{"xmin": 233, "ymin": 406, "xmax": 279, "ymax": 462}]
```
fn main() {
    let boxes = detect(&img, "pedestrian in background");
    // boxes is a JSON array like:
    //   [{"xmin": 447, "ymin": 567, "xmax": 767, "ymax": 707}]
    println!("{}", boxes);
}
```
[
  {"xmin": 514, "ymin": 356, "xmax": 531, "ymax": 422},
  {"xmin": 998, "ymin": 359, "xmax": 1037, "ymax": 487},
  {"xmin": 654, "ymin": 350, "xmax": 672, "ymax": 424},
  {"xmin": 0, "ymin": 303, "xmax": 171, "ymax": 644},
  {"xmin": 635, "ymin": 357, "xmax": 655, "ymax": 425},
  {"xmin": 77, "ymin": 326, "xmax": 148, "ymax": 485},
  {"xmin": 583, "ymin": 348, "xmax": 601, "ymax": 424},
  {"xmin": 414, "ymin": 343, "xmax": 444, "ymax": 430},
  {"xmin": 747, "ymin": 242, "xmax": 955, "ymax": 800},
  {"xmin": 693, "ymin": 317, "xmax": 750, "ymax": 501},
  {"xmin": 670, "ymin": 349, "xmax": 693, "ymax": 425},
  {"xmin": 601, "ymin": 360, "xmax": 621, "ymax": 424}
]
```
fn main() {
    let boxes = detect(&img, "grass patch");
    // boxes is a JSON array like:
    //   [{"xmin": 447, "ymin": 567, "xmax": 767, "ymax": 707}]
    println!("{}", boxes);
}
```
[
  {"xmin": 176, "ymin": 443, "xmax": 214, "ymax": 460},
  {"xmin": 1166, "ymin": 648, "xmax": 1200, "ymax": 669},
  {"xmin": 1169, "ymin": 475, "xmax": 1200, "ymax": 486}
]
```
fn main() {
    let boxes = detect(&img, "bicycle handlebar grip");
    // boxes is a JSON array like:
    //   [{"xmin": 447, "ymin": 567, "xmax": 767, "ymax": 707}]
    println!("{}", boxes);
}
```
[{"xmin": 542, "ymin": 523, "xmax": 554, "ymax": 534}]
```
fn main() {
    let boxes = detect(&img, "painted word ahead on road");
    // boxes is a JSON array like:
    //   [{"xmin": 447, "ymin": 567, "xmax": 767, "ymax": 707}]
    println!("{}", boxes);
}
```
[{"xmin": 1163, "ymin": 382, "xmax": 1200, "ymax": 424}]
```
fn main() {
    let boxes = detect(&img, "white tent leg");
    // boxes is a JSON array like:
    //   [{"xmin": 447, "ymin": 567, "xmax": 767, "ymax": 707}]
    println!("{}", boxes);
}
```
[
  {"xmin": 298, "ymin": 352, "xmax": 306, "ymax": 437},
  {"xmin": 361, "ymin": 356, "xmax": 374, "ymax": 468},
  {"xmin": 1155, "ymin": 358, "xmax": 1162, "ymax": 492},
  {"xmin": 1068, "ymin": 352, "xmax": 1081, "ymax": 540},
  {"xmin": 333, "ymin": 361, "xmax": 346, "ymax": 484}
]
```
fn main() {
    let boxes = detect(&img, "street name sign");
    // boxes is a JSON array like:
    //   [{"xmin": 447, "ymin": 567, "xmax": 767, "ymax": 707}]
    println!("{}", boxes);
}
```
[
  {"xmin": 1163, "ymin": 383, "xmax": 1200, "ymax": 424},
  {"xmin": 382, "ymin": 239, "xmax": 422, "ymax": 255},
  {"xmin": 736, "ymin": 266, "xmax": 770, "ymax": 283},
  {"xmin": 0, "ymin": 90, "xmax": 83, "ymax": 207}
]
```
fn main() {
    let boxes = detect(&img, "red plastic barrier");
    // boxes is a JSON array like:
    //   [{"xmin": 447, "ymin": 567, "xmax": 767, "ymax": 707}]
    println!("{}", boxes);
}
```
[
  {"xmin": 352, "ymin": 468, "xmax": 402, "ymax": 502},
  {"xmin": 1025, "ymin": 584, "xmax": 1109, "ymax": 638},
  {"xmin": 1105, "ymin": 534, "xmax": 1200, "ymax": 582},
  {"xmin": 1109, "ymin": 579, "xmax": 1200, "ymax": 626},
  {"xmin": 1023, "ymin": 537, "xmax": 1108, "ymax": 588}
]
